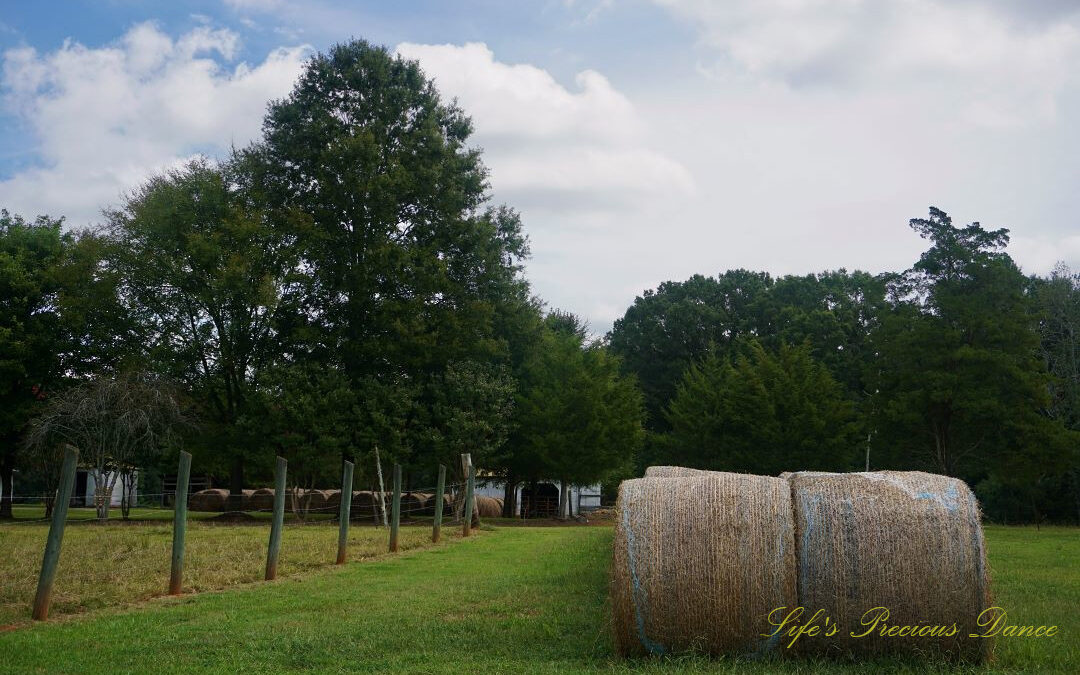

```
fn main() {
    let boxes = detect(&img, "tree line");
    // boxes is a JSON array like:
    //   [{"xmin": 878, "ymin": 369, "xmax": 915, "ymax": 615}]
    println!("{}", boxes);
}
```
[
  {"xmin": 0, "ymin": 40, "xmax": 643, "ymax": 520},
  {"xmin": 2, "ymin": 39, "xmax": 1076, "ymax": 525},
  {"xmin": 608, "ymin": 208, "xmax": 1080, "ymax": 523}
]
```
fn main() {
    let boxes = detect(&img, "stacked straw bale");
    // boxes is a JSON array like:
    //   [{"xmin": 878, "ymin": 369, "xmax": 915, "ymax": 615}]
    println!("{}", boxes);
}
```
[
  {"xmin": 611, "ymin": 473, "xmax": 796, "ymax": 657},
  {"xmin": 189, "ymin": 488, "xmax": 228, "ymax": 512},
  {"xmin": 787, "ymin": 470, "xmax": 991, "ymax": 660}
]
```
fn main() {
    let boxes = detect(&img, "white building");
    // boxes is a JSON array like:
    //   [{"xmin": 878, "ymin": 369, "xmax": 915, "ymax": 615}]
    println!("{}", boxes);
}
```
[
  {"xmin": 73, "ymin": 469, "xmax": 138, "ymax": 507},
  {"xmin": 475, "ymin": 479, "xmax": 601, "ymax": 517}
]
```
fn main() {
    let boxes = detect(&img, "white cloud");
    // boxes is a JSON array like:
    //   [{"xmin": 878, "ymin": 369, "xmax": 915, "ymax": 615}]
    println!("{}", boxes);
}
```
[
  {"xmin": 0, "ymin": 22, "xmax": 309, "ymax": 226},
  {"xmin": 656, "ymin": 0, "xmax": 1080, "ymax": 127},
  {"xmin": 394, "ymin": 42, "xmax": 693, "ymax": 214},
  {"xmin": 394, "ymin": 42, "xmax": 696, "ymax": 328}
]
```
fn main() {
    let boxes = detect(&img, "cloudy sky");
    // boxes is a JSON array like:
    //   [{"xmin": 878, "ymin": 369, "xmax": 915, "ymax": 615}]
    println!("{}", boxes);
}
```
[{"xmin": 3, "ymin": 1, "xmax": 1079, "ymax": 333}]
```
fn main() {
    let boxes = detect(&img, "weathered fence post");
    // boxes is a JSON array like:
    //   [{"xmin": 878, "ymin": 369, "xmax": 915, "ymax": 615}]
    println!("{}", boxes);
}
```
[
  {"xmin": 463, "ymin": 457, "xmax": 475, "ymax": 538},
  {"xmin": 336, "ymin": 460, "xmax": 354, "ymax": 564},
  {"xmin": 33, "ymin": 445, "xmax": 78, "ymax": 621},
  {"xmin": 432, "ymin": 464, "xmax": 446, "ymax": 543},
  {"xmin": 389, "ymin": 464, "xmax": 401, "ymax": 553},
  {"xmin": 265, "ymin": 456, "xmax": 287, "ymax": 581},
  {"xmin": 169, "ymin": 450, "xmax": 192, "ymax": 595}
]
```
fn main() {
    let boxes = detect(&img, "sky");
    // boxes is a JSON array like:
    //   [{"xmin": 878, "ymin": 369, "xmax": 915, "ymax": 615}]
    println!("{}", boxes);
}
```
[{"xmin": 2, "ymin": 1, "xmax": 1079, "ymax": 334}]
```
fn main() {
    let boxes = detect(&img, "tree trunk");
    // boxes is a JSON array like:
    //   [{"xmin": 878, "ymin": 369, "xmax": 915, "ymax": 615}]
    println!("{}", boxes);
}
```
[
  {"xmin": 502, "ymin": 475, "xmax": 516, "ymax": 518},
  {"xmin": 0, "ymin": 457, "xmax": 13, "ymax": 519},
  {"xmin": 228, "ymin": 455, "xmax": 245, "ymax": 512}
]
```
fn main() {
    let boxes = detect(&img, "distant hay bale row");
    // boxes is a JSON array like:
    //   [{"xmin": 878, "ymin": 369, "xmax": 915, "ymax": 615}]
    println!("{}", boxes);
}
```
[
  {"xmin": 611, "ymin": 473, "xmax": 795, "ymax": 657},
  {"xmin": 612, "ymin": 468, "xmax": 992, "ymax": 662},
  {"xmin": 187, "ymin": 488, "xmax": 459, "ymax": 518}
]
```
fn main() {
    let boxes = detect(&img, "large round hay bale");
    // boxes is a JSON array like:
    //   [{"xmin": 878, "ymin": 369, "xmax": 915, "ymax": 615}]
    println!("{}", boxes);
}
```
[
  {"xmin": 249, "ymin": 488, "xmax": 275, "ymax": 511},
  {"xmin": 473, "ymin": 495, "xmax": 503, "ymax": 518},
  {"xmin": 189, "ymin": 488, "xmax": 228, "ymax": 512},
  {"xmin": 611, "ymin": 473, "xmax": 796, "ymax": 657},
  {"xmin": 644, "ymin": 466, "xmax": 715, "ymax": 478},
  {"xmin": 788, "ymin": 471, "xmax": 991, "ymax": 661},
  {"xmin": 239, "ymin": 489, "xmax": 255, "ymax": 510}
]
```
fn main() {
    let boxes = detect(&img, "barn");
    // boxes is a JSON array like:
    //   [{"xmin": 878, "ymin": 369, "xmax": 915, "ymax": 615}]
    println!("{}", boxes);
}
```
[{"xmin": 474, "ymin": 479, "xmax": 601, "ymax": 518}]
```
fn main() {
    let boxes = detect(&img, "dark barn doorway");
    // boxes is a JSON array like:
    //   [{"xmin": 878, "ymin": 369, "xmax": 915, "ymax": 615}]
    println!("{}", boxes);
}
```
[{"xmin": 520, "ymin": 482, "xmax": 559, "ymax": 519}]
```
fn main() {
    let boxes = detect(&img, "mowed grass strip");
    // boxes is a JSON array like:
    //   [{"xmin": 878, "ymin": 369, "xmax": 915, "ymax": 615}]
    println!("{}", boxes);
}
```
[
  {"xmin": 0, "ymin": 515, "xmax": 457, "ymax": 627},
  {"xmin": 0, "ymin": 525, "xmax": 1076, "ymax": 674}
]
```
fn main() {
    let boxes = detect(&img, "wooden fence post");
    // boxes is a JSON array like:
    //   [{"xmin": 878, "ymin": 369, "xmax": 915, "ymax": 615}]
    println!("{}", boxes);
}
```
[
  {"xmin": 389, "ymin": 464, "xmax": 401, "ymax": 553},
  {"xmin": 463, "ymin": 458, "xmax": 475, "ymax": 538},
  {"xmin": 265, "ymin": 456, "xmax": 287, "ymax": 581},
  {"xmin": 336, "ymin": 460, "xmax": 354, "ymax": 564},
  {"xmin": 432, "ymin": 464, "xmax": 446, "ymax": 543},
  {"xmin": 169, "ymin": 450, "xmax": 192, "ymax": 595},
  {"xmin": 32, "ymin": 446, "xmax": 78, "ymax": 620}
]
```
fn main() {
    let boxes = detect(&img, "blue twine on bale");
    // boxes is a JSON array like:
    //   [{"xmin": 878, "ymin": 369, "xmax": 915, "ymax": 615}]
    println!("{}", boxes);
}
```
[{"xmin": 622, "ymin": 505, "xmax": 666, "ymax": 655}]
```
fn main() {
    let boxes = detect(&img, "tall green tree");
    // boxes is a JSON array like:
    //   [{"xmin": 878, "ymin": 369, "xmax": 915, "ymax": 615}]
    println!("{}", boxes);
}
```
[
  {"xmin": 107, "ymin": 158, "xmax": 298, "ymax": 505},
  {"xmin": 1, "ymin": 211, "xmax": 66, "ymax": 517},
  {"xmin": 870, "ymin": 208, "xmax": 1070, "ymax": 497},
  {"xmin": 249, "ymin": 40, "xmax": 530, "ymax": 468},
  {"xmin": 1031, "ymin": 263, "xmax": 1080, "ymax": 522},
  {"xmin": 663, "ymin": 340, "xmax": 859, "ymax": 474},
  {"xmin": 511, "ymin": 313, "xmax": 644, "ymax": 516}
]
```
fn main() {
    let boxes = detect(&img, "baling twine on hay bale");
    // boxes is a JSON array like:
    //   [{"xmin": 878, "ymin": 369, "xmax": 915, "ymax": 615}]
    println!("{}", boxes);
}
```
[
  {"xmin": 787, "ymin": 470, "xmax": 992, "ymax": 661},
  {"xmin": 611, "ymin": 473, "xmax": 797, "ymax": 657},
  {"xmin": 189, "ymin": 488, "xmax": 229, "ymax": 512}
]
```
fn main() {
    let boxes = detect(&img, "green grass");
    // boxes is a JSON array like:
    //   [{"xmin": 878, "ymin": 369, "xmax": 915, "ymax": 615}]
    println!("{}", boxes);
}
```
[
  {"xmin": 0, "ymin": 524, "xmax": 1075, "ymax": 673},
  {"xmin": 0, "ymin": 516, "xmax": 462, "ymax": 627}
]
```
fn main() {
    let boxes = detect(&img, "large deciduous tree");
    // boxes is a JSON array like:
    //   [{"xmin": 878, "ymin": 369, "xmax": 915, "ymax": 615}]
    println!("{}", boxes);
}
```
[
  {"xmin": 107, "ymin": 158, "xmax": 299, "ymax": 507},
  {"xmin": 0, "ymin": 211, "xmax": 66, "ymax": 517},
  {"xmin": 249, "ymin": 40, "xmax": 530, "ymax": 468}
]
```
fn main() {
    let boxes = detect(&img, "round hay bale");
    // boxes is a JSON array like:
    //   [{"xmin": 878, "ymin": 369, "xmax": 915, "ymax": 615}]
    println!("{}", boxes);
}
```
[
  {"xmin": 400, "ymin": 492, "xmax": 429, "ymax": 517},
  {"xmin": 473, "ymin": 495, "xmax": 503, "ymax": 519},
  {"xmin": 412, "ymin": 492, "xmax": 435, "ymax": 515},
  {"xmin": 298, "ymin": 489, "xmax": 329, "ymax": 514},
  {"xmin": 325, "ymin": 489, "xmax": 342, "ymax": 514},
  {"xmin": 644, "ymin": 466, "xmax": 715, "ymax": 478},
  {"xmin": 249, "ymin": 488, "xmax": 275, "ymax": 512},
  {"xmin": 189, "ymin": 488, "xmax": 228, "ymax": 512},
  {"xmin": 350, "ymin": 490, "xmax": 377, "ymax": 518},
  {"xmin": 788, "ymin": 470, "xmax": 991, "ymax": 661},
  {"xmin": 611, "ymin": 473, "xmax": 796, "ymax": 657},
  {"xmin": 239, "ymin": 489, "xmax": 255, "ymax": 510}
]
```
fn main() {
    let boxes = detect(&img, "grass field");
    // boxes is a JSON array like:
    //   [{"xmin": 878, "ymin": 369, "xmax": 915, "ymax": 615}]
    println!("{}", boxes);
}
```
[
  {"xmin": 0, "ymin": 510, "xmax": 461, "ymax": 627},
  {"xmin": 0, "ymin": 523, "xmax": 1075, "ymax": 673}
]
